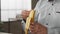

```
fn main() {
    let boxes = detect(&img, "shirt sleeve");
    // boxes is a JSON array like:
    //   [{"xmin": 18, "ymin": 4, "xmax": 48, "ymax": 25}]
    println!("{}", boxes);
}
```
[
  {"xmin": 34, "ymin": 0, "xmax": 42, "ymax": 22},
  {"xmin": 34, "ymin": 0, "xmax": 42, "ymax": 10},
  {"xmin": 34, "ymin": 0, "xmax": 48, "ymax": 23}
]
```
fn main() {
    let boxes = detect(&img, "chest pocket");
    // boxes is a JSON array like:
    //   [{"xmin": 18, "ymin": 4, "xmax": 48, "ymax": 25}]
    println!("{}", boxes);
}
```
[
  {"xmin": 46, "ymin": 3, "xmax": 60, "ymax": 28},
  {"xmin": 55, "ymin": 11, "xmax": 60, "ymax": 27},
  {"xmin": 48, "ymin": 10, "xmax": 60, "ymax": 28}
]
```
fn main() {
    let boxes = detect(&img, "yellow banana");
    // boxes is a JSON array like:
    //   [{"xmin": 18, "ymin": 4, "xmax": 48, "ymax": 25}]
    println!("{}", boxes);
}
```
[{"xmin": 25, "ymin": 10, "xmax": 35, "ymax": 34}]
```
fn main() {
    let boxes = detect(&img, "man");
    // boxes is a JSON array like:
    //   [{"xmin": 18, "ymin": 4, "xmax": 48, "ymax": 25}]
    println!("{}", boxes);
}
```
[{"xmin": 21, "ymin": 0, "xmax": 60, "ymax": 34}]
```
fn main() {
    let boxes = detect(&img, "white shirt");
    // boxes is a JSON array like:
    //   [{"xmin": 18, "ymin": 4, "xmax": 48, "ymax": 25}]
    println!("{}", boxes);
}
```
[{"xmin": 34, "ymin": 0, "xmax": 60, "ymax": 34}]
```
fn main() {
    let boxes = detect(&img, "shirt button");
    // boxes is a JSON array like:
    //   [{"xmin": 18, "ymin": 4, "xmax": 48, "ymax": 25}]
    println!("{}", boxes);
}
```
[
  {"xmin": 46, "ymin": 23, "xmax": 48, "ymax": 25},
  {"xmin": 48, "ymin": 13, "xmax": 51, "ymax": 15},
  {"xmin": 52, "ymin": 3, "xmax": 54, "ymax": 6}
]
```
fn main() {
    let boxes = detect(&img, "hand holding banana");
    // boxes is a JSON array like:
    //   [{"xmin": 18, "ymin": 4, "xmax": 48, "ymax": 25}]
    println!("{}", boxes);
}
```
[{"xmin": 25, "ymin": 10, "xmax": 35, "ymax": 34}]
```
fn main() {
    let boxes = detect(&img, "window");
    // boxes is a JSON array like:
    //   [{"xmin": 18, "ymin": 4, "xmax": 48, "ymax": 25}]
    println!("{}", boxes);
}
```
[{"xmin": 1, "ymin": 0, "xmax": 31, "ymax": 21}]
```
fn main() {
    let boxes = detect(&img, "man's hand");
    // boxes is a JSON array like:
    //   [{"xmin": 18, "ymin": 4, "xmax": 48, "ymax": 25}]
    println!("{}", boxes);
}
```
[
  {"xmin": 21, "ymin": 10, "xmax": 30, "ymax": 20},
  {"xmin": 30, "ymin": 22, "xmax": 47, "ymax": 34}
]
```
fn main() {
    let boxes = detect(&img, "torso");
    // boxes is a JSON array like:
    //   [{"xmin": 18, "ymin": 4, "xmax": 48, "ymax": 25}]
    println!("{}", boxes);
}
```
[
  {"xmin": 35, "ymin": 0, "xmax": 60, "ymax": 34},
  {"xmin": 38, "ymin": 1, "xmax": 60, "ymax": 28}
]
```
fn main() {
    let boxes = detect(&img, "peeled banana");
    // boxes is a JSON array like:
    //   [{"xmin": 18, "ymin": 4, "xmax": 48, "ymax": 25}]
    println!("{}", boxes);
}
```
[{"xmin": 25, "ymin": 10, "xmax": 35, "ymax": 34}]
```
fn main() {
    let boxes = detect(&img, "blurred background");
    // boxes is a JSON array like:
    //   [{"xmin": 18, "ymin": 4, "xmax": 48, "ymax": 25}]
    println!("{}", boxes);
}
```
[
  {"xmin": 1, "ymin": 0, "xmax": 31, "ymax": 21},
  {"xmin": 0, "ymin": 0, "xmax": 38, "ymax": 34}
]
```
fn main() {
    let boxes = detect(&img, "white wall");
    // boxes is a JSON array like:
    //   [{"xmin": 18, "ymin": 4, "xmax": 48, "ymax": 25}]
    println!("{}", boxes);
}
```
[{"xmin": 1, "ymin": 0, "xmax": 31, "ymax": 21}]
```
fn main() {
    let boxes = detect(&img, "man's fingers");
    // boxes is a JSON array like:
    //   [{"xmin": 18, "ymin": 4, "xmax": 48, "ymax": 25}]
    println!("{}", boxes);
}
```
[
  {"xmin": 30, "ymin": 24, "xmax": 34, "ymax": 29},
  {"xmin": 30, "ymin": 22, "xmax": 34, "ymax": 25},
  {"xmin": 30, "ymin": 23, "xmax": 35, "ymax": 32},
  {"xmin": 30, "ymin": 25, "xmax": 34, "ymax": 28}
]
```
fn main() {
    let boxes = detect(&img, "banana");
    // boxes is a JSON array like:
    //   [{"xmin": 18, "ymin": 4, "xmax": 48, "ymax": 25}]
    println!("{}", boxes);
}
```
[{"xmin": 25, "ymin": 10, "xmax": 35, "ymax": 34}]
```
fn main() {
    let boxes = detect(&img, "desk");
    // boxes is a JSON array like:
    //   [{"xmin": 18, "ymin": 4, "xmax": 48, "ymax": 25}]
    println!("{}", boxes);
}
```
[{"xmin": 2, "ymin": 20, "xmax": 23, "ymax": 34}]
